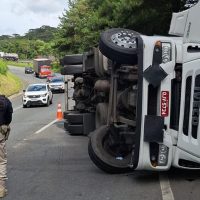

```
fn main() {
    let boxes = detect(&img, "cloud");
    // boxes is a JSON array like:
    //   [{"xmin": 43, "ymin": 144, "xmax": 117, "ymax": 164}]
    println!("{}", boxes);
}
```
[
  {"xmin": 0, "ymin": 0, "xmax": 67, "ymax": 35},
  {"xmin": 11, "ymin": 0, "xmax": 66, "ymax": 15}
]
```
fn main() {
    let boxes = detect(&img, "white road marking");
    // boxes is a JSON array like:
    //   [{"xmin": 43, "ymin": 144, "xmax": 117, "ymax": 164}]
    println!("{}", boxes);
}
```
[
  {"xmin": 34, "ymin": 119, "xmax": 58, "ymax": 134},
  {"xmin": 13, "ymin": 105, "xmax": 23, "ymax": 112},
  {"xmin": 159, "ymin": 173, "xmax": 175, "ymax": 200},
  {"xmin": 13, "ymin": 119, "xmax": 58, "ymax": 148},
  {"xmin": 13, "ymin": 143, "xmax": 24, "ymax": 149}
]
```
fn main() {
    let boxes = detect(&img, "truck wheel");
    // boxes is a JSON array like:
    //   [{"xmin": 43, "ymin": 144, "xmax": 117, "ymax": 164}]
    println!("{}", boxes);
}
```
[
  {"xmin": 95, "ymin": 103, "xmax": 108, "ymax": 128},
  {"xmin": 68, "ymin": 124, "xmax": 83, "ymax": 135},
  {"xmin": 60, "ymin": 54, "xmax": 83, "ymax": 65},
  {"xmin": 61, "ymin": 65, "xmax": 83, "ymax": 75},
  {"xmin": 66, "ymin": 113, "xmax": 83, "ymax": 124},
  {"xmin": 88, "ymin": 125, "xmax": 133, "ymax": 174},
  {"xmin": 99, "ymin": 28, "xmax": 138, "ymax": 65}
]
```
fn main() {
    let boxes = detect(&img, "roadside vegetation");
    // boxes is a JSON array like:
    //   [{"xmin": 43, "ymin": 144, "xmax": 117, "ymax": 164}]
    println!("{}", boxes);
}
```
[
  {"xmin": 0, "ymin": 0, "xmax": 198, "ymax": 59},
  {"xmin": 0, "ymin": 59, "xmax": 22, "ymax": 97},
  {"xmin": 5, "ymin": 60, "xmax": 33, "ymax": 67}
]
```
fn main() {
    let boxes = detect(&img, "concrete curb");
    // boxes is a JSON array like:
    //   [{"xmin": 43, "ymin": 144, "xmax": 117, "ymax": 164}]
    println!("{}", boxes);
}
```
[{"xmin": 8, "ymin": 91, "xmax": 23, "ymax": 100}]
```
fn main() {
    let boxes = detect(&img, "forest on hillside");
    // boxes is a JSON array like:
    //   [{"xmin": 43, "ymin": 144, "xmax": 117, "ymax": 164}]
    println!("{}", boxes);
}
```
[{"xmin": 0, "ymin": 0, "xmax": 198, "ymax": 59}]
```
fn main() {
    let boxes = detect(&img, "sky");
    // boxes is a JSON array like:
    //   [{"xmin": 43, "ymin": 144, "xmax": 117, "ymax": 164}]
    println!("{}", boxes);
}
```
[{"xmin": 0, "ymin": 0, "xmax": 68, "ymax": 36}]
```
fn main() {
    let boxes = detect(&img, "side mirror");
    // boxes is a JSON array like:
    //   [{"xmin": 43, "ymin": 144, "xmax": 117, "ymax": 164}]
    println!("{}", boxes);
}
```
[
  {"xmin": 23, "ymin": 89, "xmax": 25, "ymax": 92},
  {"xmin": 65, "ymin": 81, "xmax": 68, "ymax": 84}
]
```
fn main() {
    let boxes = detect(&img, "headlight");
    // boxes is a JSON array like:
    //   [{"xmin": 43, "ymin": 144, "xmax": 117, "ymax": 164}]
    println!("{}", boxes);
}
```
[
  {"xmin": 162, "ymin": 43, "xmax": 171, "ymax": 63},
  {"xmin": 158, "ymin": 144, "xmax": 169, "ymax": 166},
  {"xmin": 41, "ymin": 93, "xmax": 47, "ymax": 97}
]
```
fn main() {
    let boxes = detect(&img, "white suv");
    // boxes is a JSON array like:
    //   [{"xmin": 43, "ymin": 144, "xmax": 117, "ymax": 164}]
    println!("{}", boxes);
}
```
[{"xmin": 22, "ymin": 83, "xmax": 53, "ymax": 108}]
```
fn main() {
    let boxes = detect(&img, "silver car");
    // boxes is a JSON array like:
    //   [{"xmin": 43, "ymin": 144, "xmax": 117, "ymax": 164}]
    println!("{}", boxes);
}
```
[{"xmin": 48, "ymin": 77, "xmax": 65, "ymax": 93}]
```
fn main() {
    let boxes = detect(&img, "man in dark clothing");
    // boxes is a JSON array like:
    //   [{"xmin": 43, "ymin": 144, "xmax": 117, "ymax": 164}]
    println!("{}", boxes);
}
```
[{"xmin": 0, "ymin": 95, "xmax": 13, "ymax": 198}]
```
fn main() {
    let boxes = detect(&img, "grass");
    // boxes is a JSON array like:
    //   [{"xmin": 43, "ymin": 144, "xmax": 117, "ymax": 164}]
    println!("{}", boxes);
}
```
[
  {"xmin": 51, "ymin": 61, "xmax": 61, "ymax": 73},
  {"xmin": 0, "ymin": 59, "xmax": 8, "ymax": 74},
  {"xmin": 0, "ymin": 72, "xmax": 22, "ymax": 97}
]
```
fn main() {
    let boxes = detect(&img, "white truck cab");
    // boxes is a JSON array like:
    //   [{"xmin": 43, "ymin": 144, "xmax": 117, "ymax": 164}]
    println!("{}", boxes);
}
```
[{"xmin": 137, "ymin": 1, "xmax": 200, "ymax": 171}]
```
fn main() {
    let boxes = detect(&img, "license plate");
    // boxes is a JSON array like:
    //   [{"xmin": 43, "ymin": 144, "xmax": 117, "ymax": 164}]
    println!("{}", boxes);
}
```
[
  {"xmin": 30, "ymin": 98, "xmax": 39, "ymax": 101},
  {"xmin": 161, "ymin": 91, "xmax": 169, "ymax": 117}
]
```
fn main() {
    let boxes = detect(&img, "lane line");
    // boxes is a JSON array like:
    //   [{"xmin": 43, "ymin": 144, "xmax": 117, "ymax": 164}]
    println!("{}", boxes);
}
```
[
  {"xmin": 13, "ymin": 105, "xmax": 23, "ymax": 112},
  {"xmin": 13, "ymin": 119, "xmax": 58, "ymax": 148},
  {"xmin": 34, "ymin": 119, "xmax": 58, "ymax": 134},
  {"xmin": 159, "ymin": 173, "xmax": 175, "ymax": 200}
]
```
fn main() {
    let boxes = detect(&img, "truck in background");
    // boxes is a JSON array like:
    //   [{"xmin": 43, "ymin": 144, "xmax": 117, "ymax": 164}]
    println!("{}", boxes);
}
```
[
  {"xmin": 2, "ymin": 53, "xmax": 18, "ymax": 61},
  {"xmin": 0, "ymin": 52, "xmax": 4, "ymax": 58},
  {"xmin": 33, "ymin": 58, "xmax": 52, "ymax": 78}
]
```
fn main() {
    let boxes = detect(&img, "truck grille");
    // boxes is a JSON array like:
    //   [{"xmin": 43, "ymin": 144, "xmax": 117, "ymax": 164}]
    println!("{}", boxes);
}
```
[{"xmin": 183, "ymin": 76, "xmax": 192, "ymax": 136}]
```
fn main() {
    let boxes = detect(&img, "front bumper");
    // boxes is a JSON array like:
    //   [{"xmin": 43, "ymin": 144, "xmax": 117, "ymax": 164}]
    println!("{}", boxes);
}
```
[
  {"xmin": 23, "ymin": 96, "xmax": 48, "ymax": 106},
  {"xmin": 49, "ymin": 86, "xmax": 65, "ymax": 92}
]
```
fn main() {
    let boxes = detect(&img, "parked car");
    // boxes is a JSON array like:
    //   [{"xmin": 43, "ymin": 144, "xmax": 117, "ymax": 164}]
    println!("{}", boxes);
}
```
[
  {"xmin": 22, "ymin": 83, "xmax": 53, "ymax": 108},
  {"xmin": 48, "ymin": 77, "xmax": 65, "ymax": 93},
  {"xmin": 25, "ymin": 67, "xmax": 34, "ymax": 74}
]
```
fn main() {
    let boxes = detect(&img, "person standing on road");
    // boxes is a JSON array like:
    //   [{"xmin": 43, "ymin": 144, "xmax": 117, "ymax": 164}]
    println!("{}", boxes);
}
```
[{"xmin": 0, "ymin": 95, "xmax": 13, "ymax": 198}]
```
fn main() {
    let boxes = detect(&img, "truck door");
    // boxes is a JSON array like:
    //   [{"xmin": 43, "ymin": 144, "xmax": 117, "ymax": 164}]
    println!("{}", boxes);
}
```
[{"xmin": 178, "ymin": 57, "xmax": 200, "ymax": 158}]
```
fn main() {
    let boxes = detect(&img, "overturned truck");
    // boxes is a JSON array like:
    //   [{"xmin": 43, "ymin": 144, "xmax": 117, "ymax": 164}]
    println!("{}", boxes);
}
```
[{"xmin": 61, "ymin": 2, "xmax": 200, "ymax": 173}]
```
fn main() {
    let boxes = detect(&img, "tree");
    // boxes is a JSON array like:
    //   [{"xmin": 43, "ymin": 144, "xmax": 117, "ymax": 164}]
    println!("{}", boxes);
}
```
[
  {"xmin": 55, "ymin": 0, "xmax": 189, "ymax": 56},
  {"xmin": 24, "ymin": 26, "xmax": 57, "ymax": 42}
]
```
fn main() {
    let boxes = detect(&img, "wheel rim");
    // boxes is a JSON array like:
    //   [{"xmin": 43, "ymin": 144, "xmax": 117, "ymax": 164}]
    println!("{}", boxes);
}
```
[
  {"xmin": 111, "ymin": 30, "xmax": 137, "ymax": 49},
  {"xmin": 102, "ymin": 128, "xmax": 133, "ymax": 160}
]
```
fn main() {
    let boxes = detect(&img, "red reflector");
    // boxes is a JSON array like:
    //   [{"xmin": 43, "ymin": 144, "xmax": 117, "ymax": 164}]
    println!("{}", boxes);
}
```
[{"xmin": 161, "ymin": 91, "xmax": 169, "ymax": 117}]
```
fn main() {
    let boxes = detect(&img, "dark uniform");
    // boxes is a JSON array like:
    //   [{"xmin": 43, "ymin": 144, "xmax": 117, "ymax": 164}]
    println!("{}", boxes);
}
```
[
  {"xmin": 0, "ymin": 95, "xmax": 13, "ymax": 125},
  {"xmin": 0, "ymin": 95, "xmax": 13, "ymax": 197}
]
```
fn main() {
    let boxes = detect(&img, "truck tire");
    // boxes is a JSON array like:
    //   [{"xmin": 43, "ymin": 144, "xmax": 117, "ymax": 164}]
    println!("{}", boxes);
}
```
[
  {"xmin": 95, "ymin": 103, "xmax": 108, "ymax": 128},
  {"xmin": 60, "ymin": 54, "xmax": 83, "ymax": 65},
  {"xmin": 64, "ymin": 120, "xmax": 69, "ymax": 131},
  {"xmin": 99, "ymin": 28, "xmax": 138, "ymax": 65},
  {"xmin": 66, "ymin": 113, "xmax": 83, "ymax": 124},
  {"xmin": 61, "ymin": 65, "xmax": 83, "ymax": 75},
  {"xmin": 63, "ymin": 111, "xmax": 69, "ymax": 119},
  {"xmin": 88, "ymin": 125, "xmax": 133, "ymax": 174},
  {"xmin": 68, "ymin": 124, "xmax": 83, "ymax": 135}
]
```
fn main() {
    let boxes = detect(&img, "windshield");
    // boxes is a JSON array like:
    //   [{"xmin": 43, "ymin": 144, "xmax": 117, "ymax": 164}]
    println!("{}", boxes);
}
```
[
  {"xmin": 50, "ymin": 78, "xmax": 63, "ymax": 83},
  {"xmin": 27, "ymin": 85, "xmax": 47, "ymax": 92}
]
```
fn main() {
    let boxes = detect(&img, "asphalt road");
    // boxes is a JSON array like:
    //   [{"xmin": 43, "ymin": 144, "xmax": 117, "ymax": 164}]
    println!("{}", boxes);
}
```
[{"xmin": 3, "ymin": 66, "xmax": 200, "ymax": 200}]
